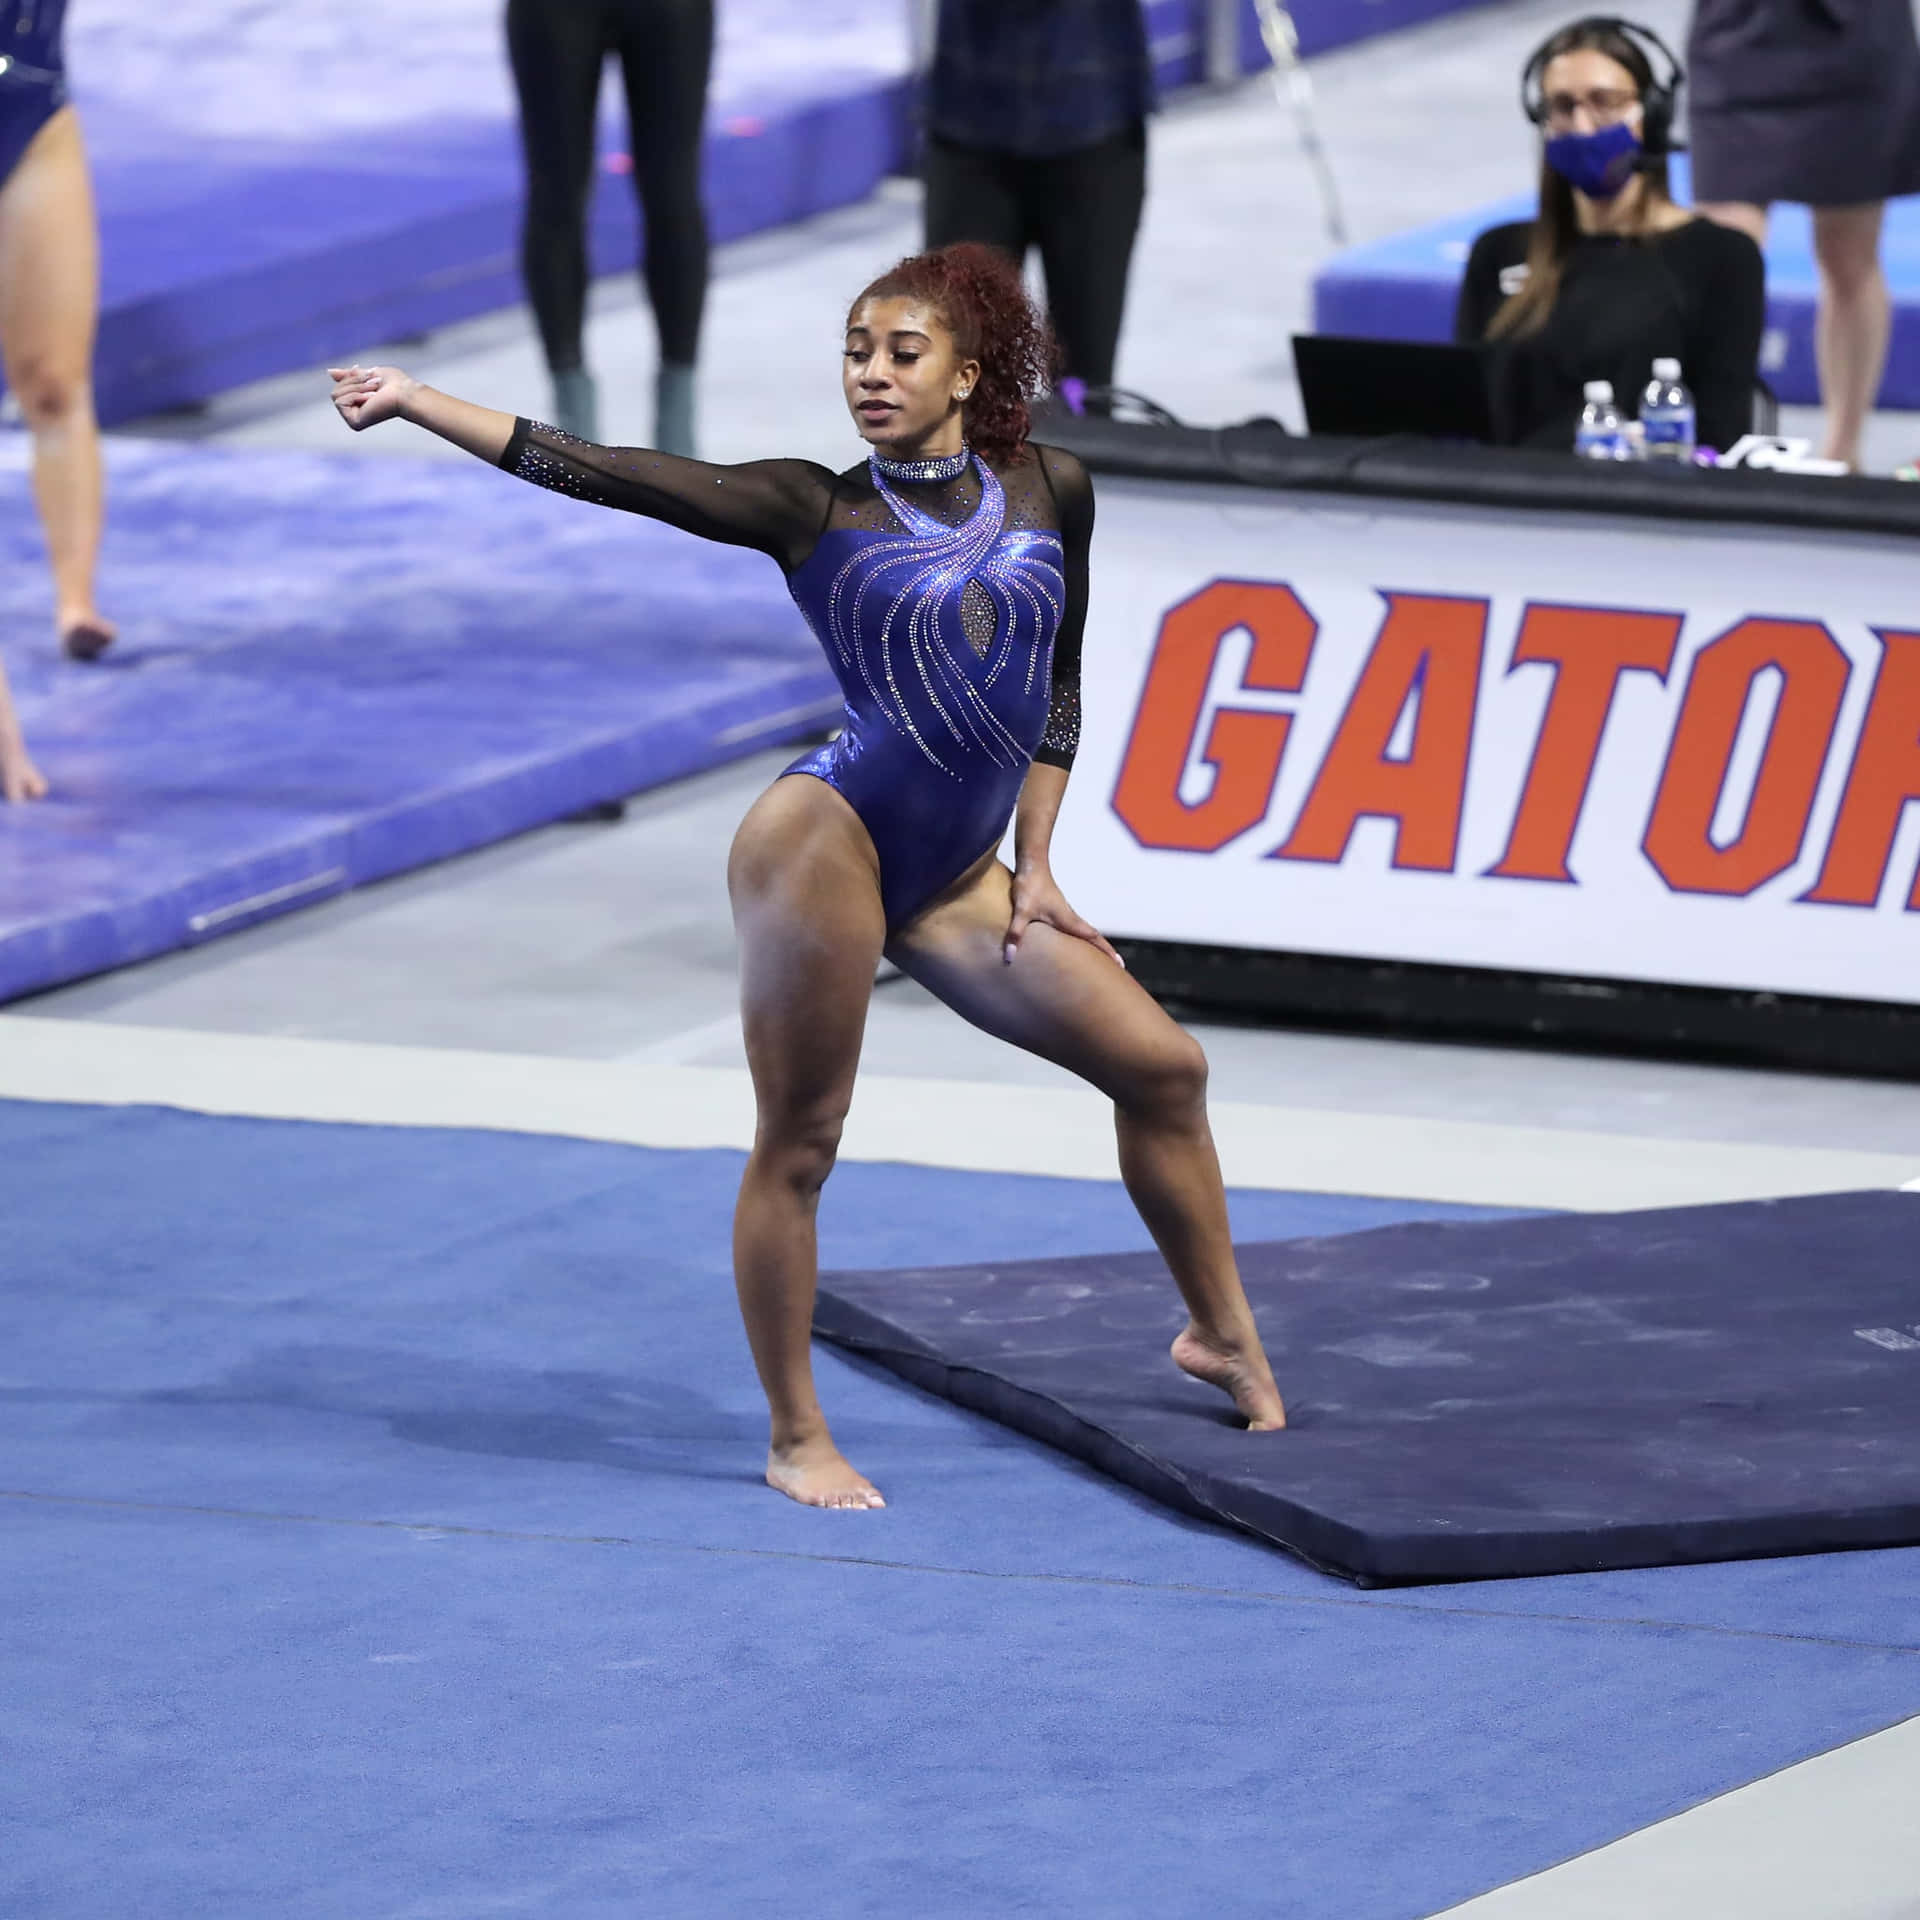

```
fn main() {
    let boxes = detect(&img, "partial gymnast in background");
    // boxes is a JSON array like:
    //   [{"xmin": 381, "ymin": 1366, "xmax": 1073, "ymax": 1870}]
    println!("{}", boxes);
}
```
[
  {"xmin": 506, "ymin": 0, "xmax": 712, "ymax": 455},
  {"xmin": 1, "ymin": 0, "xmax": 116, "ymax": 800},
  {"xmin": 330, "ymin": 242, "xmax": 1286, "ymax": 1509}
]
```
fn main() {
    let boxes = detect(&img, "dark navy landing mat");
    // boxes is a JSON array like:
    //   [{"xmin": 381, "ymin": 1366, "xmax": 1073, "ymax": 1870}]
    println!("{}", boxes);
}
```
[
  {"xmin": 0, "ymin": 440, "xmax": 833, "ymax": 1001},
  {"xmin": 816, "ymin": 1190, "xmax": 1920, "ymax": 1585}
]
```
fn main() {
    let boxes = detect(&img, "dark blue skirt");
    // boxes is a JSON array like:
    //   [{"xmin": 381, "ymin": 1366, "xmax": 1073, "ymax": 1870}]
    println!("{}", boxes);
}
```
[{"xmin": 1688, "ymin": 0, "xmax": 1920, "ymax": 205}]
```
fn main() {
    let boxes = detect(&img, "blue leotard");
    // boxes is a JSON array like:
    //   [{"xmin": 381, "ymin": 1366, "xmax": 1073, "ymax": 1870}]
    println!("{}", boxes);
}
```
[
  {"xmin": 0, "ymin": 0, "xmax": 69, "ymax": 189},
  {"xmin": 780, "ymin": 454, "xmax": 1068, "ymax": 925},
  {"xmin": 499, "ymin": 420, "xmax": 1089, "ymax": 928}
]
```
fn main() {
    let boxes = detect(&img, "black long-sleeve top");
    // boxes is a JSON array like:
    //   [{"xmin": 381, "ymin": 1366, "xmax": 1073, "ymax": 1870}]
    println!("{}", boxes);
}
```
[
  {"xmin": 495, "ymin": 420, "xmax": 1091, "ymax": 768},
  {"xmin": 1453, "ymin": 216, "xmax": 1767, "ymax": 452}
]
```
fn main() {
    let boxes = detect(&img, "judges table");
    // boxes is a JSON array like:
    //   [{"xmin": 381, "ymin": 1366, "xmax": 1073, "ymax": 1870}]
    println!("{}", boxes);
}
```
[{"xmin": 1034, "ymin": 415, "xmax": 1920, "ymax": 1075}]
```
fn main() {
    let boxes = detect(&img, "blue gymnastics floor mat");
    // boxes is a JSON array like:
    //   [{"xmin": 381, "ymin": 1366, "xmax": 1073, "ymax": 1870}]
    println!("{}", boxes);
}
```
[
  {"xmin": 816, "ymin": 1190, "xmax": 1920, "ymax": 1584},
  {"xmin": 4, "ymin": 1097, "xmax": 1919, "ymax": 1918},
  {"xmin": 1313, "ymin": 155, "xmax": 1920, "ymax": 409},
  {"xmin": 0, "ymin": 437, "xmax": 833, "ymax": 1002}
]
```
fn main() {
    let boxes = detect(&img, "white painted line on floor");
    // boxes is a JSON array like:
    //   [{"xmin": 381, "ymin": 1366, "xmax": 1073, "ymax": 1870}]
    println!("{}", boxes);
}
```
[
  {"xmin": 1432, "ymin": 1712, "xmax": 1920, "ymax": 1920},
  {"xmin": 613, "ymin": 1014, "xmax": 749, "ymax": 1068},
  {"xmin": 3, "ymin": 1014, "xmax": 1917, "ymax": 1211}
]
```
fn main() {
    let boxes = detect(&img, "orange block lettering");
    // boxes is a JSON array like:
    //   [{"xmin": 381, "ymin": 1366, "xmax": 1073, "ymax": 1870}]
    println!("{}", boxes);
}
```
[
  {"xmin": 1488, "ymin": 604, "xmax": 1681, "ymax": 882},
  {"xmin": 1643, "ymin": 618, "xmax": 1850, "ymax": 897},
  {"xmin": 1111, "ymin": 580, "xmax": 1317, "ymax": 853},
  {"xmin": 1274, "ymin": 592, "xmax": 1487, "ymax": 872},
  {"xmin": 1806, "ymin": 627, "xmax": 1920, "ymax": 909}
]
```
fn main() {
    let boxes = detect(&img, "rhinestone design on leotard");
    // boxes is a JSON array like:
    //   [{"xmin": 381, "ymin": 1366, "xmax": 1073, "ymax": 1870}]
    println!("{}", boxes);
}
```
[
  {"xmin": 1038, "ymin": 675, "xmax": 1081, "ymax": 760},
  {"xmin": 870, "ymin": 445, "xmax": 972, "ymax": 484},
  {"xmin": 805, "ymin": 454, "xmax": 1064, "ymax": 779},
  {"xmin": 512, "ymin": 423, "xmax": 601, "ymax": 500}
]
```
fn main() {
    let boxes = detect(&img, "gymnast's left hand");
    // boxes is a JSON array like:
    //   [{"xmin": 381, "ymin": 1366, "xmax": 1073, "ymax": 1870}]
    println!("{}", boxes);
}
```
[
  {"xmin": 328, "ymin": 364, "xmax": 418, "ymax": 432},
  {"xmin": 1004, "ymin": 863, "xmax": 1125, "ymax": 968}
]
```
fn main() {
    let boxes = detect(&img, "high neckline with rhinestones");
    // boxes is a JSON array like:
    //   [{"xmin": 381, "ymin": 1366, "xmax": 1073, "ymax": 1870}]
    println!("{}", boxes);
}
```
[{"xmin": 869, "ymin": 446, "xmax": 972, "ymax": 484}]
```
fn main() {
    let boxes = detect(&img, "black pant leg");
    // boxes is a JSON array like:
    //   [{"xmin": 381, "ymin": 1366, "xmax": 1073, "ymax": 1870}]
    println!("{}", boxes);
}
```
[
  {"xmin": 923, "ymin": 136, "xmax": 1032, "ymax": 266},
  {"xmin": 506, "ymin": 0, "xmax": 608, "ymax": 374},
  {"xmin": 1029, "ymin": 122, "xmax": 1147, "ymax": 390},
  {"xmin": 610, "ymin": 0, "xmax": 713, "ymax": 367}
]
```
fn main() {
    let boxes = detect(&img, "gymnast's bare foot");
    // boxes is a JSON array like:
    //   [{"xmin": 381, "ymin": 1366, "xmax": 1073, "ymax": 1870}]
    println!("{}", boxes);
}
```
[
  {"xmin": 1172, "ymin": 1322, "xmax": 1288, "ymax": 1430},
  {"xmin": 766, "ymin": 1435, "xmax": 886, "ymax": 1509},
  {"xmin": 59, "ymin": 609, "xmax": 117, "ymax": 662}
]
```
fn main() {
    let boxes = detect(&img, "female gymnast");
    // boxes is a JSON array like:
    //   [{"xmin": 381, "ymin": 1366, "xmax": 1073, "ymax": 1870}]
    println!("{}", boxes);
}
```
[
  {"xmin": 330, "ymin": 242, "xmax": 1286, "ymax": 1509},
  {"xmin": 1, "ymin": 0, "xmax": 113, "ymax": 702}
]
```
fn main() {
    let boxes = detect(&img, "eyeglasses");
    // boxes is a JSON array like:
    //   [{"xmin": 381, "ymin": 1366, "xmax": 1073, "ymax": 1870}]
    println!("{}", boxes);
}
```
[{"xmin": 1542, "ymin": 87, "xmax": 1640, "ymax": 130}]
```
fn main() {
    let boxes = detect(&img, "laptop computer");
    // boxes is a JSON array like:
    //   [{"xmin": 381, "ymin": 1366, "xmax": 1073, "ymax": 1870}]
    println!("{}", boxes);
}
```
[{"xmin": 1292, "ymin": 334, "xmax": 1495, "ymax": 443}]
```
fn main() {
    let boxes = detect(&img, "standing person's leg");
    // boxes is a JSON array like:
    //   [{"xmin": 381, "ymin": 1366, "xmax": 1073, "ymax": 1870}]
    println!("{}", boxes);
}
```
[
  {"xmin": 889, "ymin": 857, "xmax": 1286, "ymax": 1427},
  {"xmin": 0, "ymin": 106, "xmax": 110, "ymax": 664},
  {"xmin": 506, "ymin": 0, "xmax": 607, "ymax": 440},
  {"xmin": 728, "ymin": 777, "xmax": 890, "ymax": 1508},
  {"xmin": 1810, "ymin": 202, "xmax": 1891, "ymax": 469},
  {"xmin": 612, "ymin": 0, "xmax": 713, "ymax": 456},
  {"xmin": 1030, "ymin": 121, "xmax": 1147, "ymax": 394},
  {"xmin": 923, "ymin": 136, "xmax": 1029, "ymax": 265}
]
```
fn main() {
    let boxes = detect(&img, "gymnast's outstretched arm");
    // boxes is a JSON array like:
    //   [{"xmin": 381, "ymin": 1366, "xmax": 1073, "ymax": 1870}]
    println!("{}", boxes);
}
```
[{"xmin": 328, "ymin": 365, "xmax": 835, "ymax": 571}]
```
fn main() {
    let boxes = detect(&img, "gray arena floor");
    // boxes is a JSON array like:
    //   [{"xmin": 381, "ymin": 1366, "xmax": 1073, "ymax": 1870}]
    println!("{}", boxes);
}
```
[{"xmin": 13, "ymin": 3, "xmax": 1920, "ymax": 1913}]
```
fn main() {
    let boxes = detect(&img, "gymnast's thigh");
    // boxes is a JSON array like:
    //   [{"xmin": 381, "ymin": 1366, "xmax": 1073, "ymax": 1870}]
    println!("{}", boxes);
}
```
[
  {"xmin": 0, "ymin": 106, "xmax": 99, "ymax": 388},
  {"xmin": 887, "ymin": 858, "xmax": 1202, "ymax": 1105},
  {"xmin": 727, "ymin": 773, "xmax": 887, "ymax": 1124}
]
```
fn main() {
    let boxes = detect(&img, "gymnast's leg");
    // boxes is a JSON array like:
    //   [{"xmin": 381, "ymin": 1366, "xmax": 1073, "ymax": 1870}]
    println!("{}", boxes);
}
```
[
  {"xmin": 889, "ymin": 855, "xmax": 1286, "ymax": 1429},
  {"xmin": 727, "ymin": 776, "xmax": 889, "ymax": 1508},
  {"xmin": 0, "ymin": 105, "xmax": 111, "ymax": 664}
]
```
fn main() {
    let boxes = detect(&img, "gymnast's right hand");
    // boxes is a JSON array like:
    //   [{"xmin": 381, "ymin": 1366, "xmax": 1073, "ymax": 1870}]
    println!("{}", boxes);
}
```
[{"xmin": 329, "ymin": 364, "xmax": 417, "ymax": 431}]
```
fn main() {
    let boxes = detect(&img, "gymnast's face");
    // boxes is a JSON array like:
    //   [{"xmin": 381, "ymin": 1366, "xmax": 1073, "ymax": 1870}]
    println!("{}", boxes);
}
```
[{"xmin": 843, "ymin": 298, "xmax": 981, "ymax": 459}]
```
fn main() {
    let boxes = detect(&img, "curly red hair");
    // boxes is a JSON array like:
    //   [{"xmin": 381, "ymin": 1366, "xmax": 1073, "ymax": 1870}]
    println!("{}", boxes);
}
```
[{"xmin": 850, "ymin": 243, "xmax": 1057, "ymax": 466}]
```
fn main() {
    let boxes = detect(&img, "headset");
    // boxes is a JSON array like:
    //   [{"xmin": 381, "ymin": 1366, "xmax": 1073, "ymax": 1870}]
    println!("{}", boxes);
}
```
[{"xmin": 1521, "ymin": 16, "xmax": 1686, "ymax": 156}]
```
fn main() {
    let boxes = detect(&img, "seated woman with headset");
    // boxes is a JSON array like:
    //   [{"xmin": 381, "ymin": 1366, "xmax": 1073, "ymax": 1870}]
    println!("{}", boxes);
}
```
[{"xmin": 1455, "ymin": 17, "xmax": 1765, "ymax": 451}]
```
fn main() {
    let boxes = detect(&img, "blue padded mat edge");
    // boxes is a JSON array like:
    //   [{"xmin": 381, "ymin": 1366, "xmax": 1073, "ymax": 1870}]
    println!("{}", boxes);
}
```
[
  {"xmin": 816, "ymin": 1190, "xmax": 1920, "ymax": 1585},
  {"xmin": 0, "ymin": 438, "xmax": 834, "ymax": 1001}
]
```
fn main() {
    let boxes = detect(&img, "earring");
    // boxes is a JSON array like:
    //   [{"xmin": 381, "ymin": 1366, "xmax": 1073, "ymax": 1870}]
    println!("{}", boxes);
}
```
[{"xmin": 957, "ymin": 388, "xmax": 972, "ymax": 400}]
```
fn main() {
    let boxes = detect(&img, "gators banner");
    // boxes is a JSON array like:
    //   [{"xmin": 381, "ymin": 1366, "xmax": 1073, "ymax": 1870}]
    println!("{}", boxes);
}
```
[{"xmin": 1050, "ymin": 481, "xmax": 1920, "ymax": 1005}]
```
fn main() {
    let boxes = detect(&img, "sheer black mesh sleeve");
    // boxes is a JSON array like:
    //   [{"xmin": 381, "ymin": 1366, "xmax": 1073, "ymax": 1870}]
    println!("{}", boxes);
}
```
[
  {"xmin": 498, "ymin": 418, "xmax": 836, "ymax": 572},
  {"xmin": 1033, "ymin": 442, "xmax": 1090, "ymax": 771}
]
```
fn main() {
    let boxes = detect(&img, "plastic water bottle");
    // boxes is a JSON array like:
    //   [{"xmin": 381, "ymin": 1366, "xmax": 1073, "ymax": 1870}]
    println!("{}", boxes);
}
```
[
  {"xmin": 1639, "ymin": 357, "xmax": 1697, "ymax": 464},
  {"xmin": 1575, "ymin": 380, "xmax": 1630, "ymax": 460}
]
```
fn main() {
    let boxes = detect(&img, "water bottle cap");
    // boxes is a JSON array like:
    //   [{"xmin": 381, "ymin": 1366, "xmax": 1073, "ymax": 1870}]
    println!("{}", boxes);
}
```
[
  {"xmin": 1652, "ymin": 357, "xmax": 1681, "ymax": 381},
  {"xmin": 1584, "ymin": 380, "xmax": 1614, "ymax": 403}
]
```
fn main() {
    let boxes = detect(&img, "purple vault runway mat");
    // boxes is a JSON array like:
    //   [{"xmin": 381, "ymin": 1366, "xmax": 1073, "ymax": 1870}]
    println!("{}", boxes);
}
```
[
  {"xmin": 0, "ymin": 438, "xmax": 833, "ymax": 1002},
  {"xmin": 815, "ymin": 1190, "xmax": 1920, "ymax": 1585}
]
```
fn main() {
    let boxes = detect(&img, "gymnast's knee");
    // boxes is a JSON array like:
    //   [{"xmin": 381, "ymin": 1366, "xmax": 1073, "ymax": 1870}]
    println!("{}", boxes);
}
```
[
  {"xmin": 10, "ymin": 356, "xmax": 91, "ymax": 433},
  {"xmin": 752, "ymin": 1108, "xmax": 847, "ymax": 1201},
  {"xmin": 1115, "ymin": 1029, "xmax": 1210, "ymax": 1127}
]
